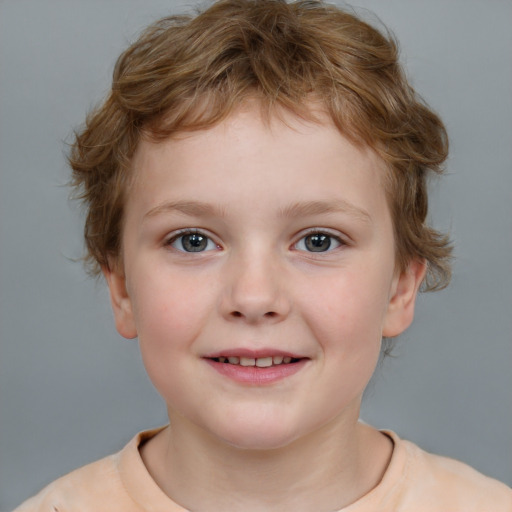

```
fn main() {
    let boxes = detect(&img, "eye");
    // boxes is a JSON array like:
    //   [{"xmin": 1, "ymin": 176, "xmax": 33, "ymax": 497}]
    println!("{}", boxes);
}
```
[
  {"xmin": 294, "ymin": 231, "xmax": 343, "ymax": 253},
  {"xmin": 167, "ymin": 231, "xmax": 218, "ymax": 253}
]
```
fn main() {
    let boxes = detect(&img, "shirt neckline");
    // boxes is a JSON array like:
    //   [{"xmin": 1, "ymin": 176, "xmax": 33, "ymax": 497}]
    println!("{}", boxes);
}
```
[{"xmin": 116, "ymin": 426, "xmax": 410, "ymax": 512}]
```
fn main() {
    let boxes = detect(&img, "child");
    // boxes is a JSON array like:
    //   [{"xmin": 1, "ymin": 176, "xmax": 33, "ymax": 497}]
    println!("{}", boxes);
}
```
[{"xmin": 14, "ymin": 0, "xmax": 512, "ymax": 510}]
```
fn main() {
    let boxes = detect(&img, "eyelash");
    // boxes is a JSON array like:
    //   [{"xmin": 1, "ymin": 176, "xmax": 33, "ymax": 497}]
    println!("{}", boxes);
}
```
[
  {"xmin": 165, "ymin": 229, "xmax": 219, "ymax": 253},
  {"xmin": 165, "ymin": 228, "xmax": 346, "ymax": 254},
  {"xmin": 293, "ymin": 229, "xmax": 346, "ymax": 254}
]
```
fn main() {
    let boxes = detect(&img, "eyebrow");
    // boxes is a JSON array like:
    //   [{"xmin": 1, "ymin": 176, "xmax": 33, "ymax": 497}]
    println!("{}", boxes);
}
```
[
  {"xmin": 143, "ymin": 199, "xmax": 371, "ymax": 223},
  {"xmin": 144, "ymin": 200, "xmax": 227, "ymax": 220},
  {"xmin": 279, "ymin": 200, "xmax": 371, "ymax": 223}
]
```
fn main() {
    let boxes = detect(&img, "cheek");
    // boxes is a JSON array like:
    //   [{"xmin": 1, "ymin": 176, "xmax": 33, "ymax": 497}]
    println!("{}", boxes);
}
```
[
  {"xmin": 134, "ymin": 292, "xmax": 204, "ymax": 411},
  {"xmin": 136, "ymin": 291, "xmax": 191, "ymax": 342},
  {"xmin": 130, "ymin": 266, "xmax": 212, "ymax": 337},
  {"xmin": 128, "ymin": 273, "xmax": 211, "ymax": 380},
  {"xmin": 301, "ymin": 271, "xmax": 391, "ymax": 350},
  {"xmin": 296, "ymin": 270, "xmax": 391, "ymax": 402}
]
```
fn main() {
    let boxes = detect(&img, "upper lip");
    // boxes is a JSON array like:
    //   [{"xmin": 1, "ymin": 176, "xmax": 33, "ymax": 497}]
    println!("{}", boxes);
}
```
[{"xmin": 203, "ymin": 348, "xmax": 307, "ymax": 359}]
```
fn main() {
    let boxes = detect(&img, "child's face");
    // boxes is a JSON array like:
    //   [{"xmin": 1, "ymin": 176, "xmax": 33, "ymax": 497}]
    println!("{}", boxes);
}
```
[{"xmin": 105, "ymin": 105, "xmax": 424, "ymax": 449}]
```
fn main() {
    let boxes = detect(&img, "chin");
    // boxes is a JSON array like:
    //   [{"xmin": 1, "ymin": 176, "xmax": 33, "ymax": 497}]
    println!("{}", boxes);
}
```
[{"xmin": 212, "ymin": 416, "xmax": 303, "ymax": 451}]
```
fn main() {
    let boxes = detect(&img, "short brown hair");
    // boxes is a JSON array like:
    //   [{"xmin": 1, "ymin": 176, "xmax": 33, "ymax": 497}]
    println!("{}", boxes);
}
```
[{"xmin": 70, "ymin": 0, "xmax": 452, "ymax": 290}]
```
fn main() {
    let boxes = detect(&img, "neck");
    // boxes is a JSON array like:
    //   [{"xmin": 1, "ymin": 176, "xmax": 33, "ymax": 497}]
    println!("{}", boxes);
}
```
[{"xmin": 141, "ymin": 410, "xmax": 393, "ymax": 512}]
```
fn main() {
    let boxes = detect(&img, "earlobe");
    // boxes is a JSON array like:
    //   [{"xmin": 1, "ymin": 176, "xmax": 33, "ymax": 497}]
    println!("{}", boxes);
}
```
[
  {"xmin": 102, "ymin": 265, "xmax": 138, "ymax": 339},
  {"xmin": 382, "ymin": 259, "xmax": 426, "ymax": 338}
]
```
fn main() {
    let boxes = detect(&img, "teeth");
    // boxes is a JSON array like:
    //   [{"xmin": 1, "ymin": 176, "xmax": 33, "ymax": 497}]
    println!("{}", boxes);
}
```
[
  {"xmin": 216, "ymin": 355, "xmax": 296, "ymax": 366},
  {"xmin": 255, "ymin": 357, "xmax": 273, "ymax": 367}
]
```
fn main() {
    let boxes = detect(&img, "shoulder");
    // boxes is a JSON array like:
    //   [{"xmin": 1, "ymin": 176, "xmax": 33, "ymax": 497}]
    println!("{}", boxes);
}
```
[
  {"xmin": 11, "ymin": 430, "xmax": 158, "ymax": 512},
  {"xmin": 393, "ymin": 433, "xmax": 512, "ymax": 511},
  {"xmin": 12, "ymin": 453, "xmax": 128, "ymax": 512}
]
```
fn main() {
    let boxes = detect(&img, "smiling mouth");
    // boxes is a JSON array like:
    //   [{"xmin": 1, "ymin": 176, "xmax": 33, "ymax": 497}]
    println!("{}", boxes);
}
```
[
  {"xmin": 205, "ymin": 353, "xmax": 308, "ymax": 384},
  {"xmin": 209, "ymin": 356, "xmax": 303, "ymax": 367}
]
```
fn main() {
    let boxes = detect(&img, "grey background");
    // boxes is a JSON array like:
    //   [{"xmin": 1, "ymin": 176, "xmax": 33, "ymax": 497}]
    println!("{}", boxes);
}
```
[{"xmin": 1, "ymin": 0, "xmax": 511, "ymax": 509}]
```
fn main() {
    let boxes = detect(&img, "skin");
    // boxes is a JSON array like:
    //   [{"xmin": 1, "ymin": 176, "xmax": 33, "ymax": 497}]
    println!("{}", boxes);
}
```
[{"xmin": 104, "ymin": 105, "xmax": 425, "ymax": 512}]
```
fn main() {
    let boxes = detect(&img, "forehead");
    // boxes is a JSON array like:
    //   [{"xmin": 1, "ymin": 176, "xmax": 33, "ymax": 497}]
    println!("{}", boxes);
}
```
[
  {"xmin": 130, "ymin": 108, "xmax": 389, "ymax": 219},
  {"xmin": 131, "ymin": 104, "xmax": 387, "ymax": 195}
]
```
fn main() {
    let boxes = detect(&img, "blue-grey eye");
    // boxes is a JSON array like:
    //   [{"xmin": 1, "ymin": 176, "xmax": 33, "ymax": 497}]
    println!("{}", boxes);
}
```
[
  {"xmin": 295, "ymin": 232, "xmax": 341, "ymax": 252},
  {"xmin": 170, "ymin": 232, "xmax": 217, "ymax": 252}
]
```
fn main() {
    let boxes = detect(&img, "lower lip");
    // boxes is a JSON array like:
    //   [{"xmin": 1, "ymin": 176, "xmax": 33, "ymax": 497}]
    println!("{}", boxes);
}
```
[{"xmin": 205, "ymin": 359, "xmax": 308, "ymax": 385}]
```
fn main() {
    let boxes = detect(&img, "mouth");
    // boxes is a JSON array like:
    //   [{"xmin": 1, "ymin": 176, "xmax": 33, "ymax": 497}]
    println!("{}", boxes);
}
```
[
  {"xmin": 204, "ymin": 351, "xmax": 309, "ymax": 384},
  {"xmin": 208, "ymin": 355, "xmax": 303, "ymax": 367}
]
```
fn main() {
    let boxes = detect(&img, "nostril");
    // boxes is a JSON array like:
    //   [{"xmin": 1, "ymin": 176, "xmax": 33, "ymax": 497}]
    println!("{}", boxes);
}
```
[{"xmin": 230, "ymin": 310, "xmax": 277, "ymax": 319}]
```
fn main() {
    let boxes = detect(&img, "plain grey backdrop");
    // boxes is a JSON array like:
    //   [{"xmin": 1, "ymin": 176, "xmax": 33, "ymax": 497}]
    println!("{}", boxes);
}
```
[{"xmin": 1, "ymin": 0, "xmax": 511, "ymax": 509}]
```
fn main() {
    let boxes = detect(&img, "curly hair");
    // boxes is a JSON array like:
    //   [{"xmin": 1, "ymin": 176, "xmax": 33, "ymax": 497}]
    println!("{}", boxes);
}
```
[{"xmin": 69, "ymin": 0, "xmax": 452, "ymax": 290}]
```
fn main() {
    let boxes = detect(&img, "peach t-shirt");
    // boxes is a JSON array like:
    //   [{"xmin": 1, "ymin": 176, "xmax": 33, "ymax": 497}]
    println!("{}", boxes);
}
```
[{"xmin": 15, "ymin": 428, "xmax": 512, "ymax": 512}]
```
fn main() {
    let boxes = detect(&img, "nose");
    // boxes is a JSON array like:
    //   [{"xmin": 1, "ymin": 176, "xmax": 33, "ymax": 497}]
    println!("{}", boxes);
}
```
[{"xmin": 220, "ymin": 249, "xmax": 291, "ymax": 324}]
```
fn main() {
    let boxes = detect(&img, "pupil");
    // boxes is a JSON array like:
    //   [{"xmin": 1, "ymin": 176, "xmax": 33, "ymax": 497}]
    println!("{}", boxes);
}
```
[
  {"xmin": 305, "ymin": 233, "xmax": 331, "ymax": 252},
  {"xmin": 182, "ymin": 234, "xmax": 207, "ymax": 252}
]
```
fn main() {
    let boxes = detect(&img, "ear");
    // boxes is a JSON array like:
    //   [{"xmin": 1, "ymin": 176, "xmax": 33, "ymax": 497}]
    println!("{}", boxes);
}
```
[
  {"xmin": 382, "ymin": 259, "xmax": 426, "ymax": 338},
  {"xmin": 102, "ymin": 265, "xmax": 138, "ymax": 339}
]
